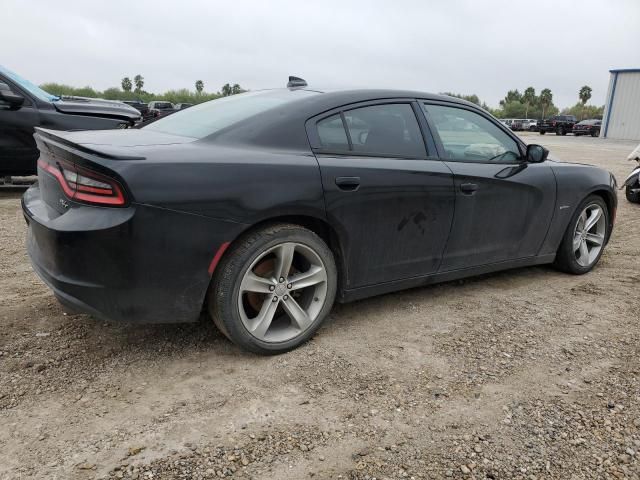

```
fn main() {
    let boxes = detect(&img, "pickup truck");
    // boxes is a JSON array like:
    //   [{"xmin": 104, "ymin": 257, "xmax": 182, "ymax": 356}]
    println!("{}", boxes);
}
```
[
  {"xmin": 539, "ymin": 115, "xmax": 577, "ymax": 135},
  {"xmin": 0, "ymin": 65, "xmax": 141, "ymax": 177}
]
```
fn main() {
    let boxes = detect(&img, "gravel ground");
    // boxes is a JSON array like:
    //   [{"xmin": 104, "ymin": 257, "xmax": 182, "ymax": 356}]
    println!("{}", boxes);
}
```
[{"xmin": 0, "ymin": 133, "xmax": 639, "ymax": 480}]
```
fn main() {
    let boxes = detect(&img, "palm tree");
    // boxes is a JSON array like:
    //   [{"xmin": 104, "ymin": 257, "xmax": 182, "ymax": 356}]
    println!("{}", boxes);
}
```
[
  {"xmin": 133, "ymin": 75, "xmax": 144, "ymax": 93},
  {"xmin": 521, "ymin": 87, "xmax": 536, "ymax": 119},
  {"xmin": 578, "ymin": 85, "xmax": 592, "ymax": 119},
  {"xmin": 121, "ymin": 77, "xmax": 132, "ymax": 92},
  {"xmin": 195, "ymin": 80, "xmax": 204, "ymax": 94},
  {"xmin": 539, "ymin": 88, "xmax": 553, "ymax": 119}
]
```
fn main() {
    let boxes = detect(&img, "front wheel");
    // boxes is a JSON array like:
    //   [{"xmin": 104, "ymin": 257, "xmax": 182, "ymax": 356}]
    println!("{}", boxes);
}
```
[
  {"xmin": 627, "ymin": 183, "xmax": 640, "ymax": 203},
  {"xmin": 554, "ymin": 195, "xmax": 609, "ymax": 274},
  {"xmin": 591, "ymin": 129, "xmax": 600, "ymax": 137},
  {"xmin": 208, "ymin": 223, "xmax": 337, "ymax": 354},
  {"xmin": 539, "ymin": 130, "xmax": 546, "ymax": 135}
]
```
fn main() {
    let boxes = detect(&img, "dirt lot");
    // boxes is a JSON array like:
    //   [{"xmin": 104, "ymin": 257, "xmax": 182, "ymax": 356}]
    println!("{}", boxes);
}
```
[{"xmin": 1, "ymin": 133, "xmax": 639, "ymax": 480}]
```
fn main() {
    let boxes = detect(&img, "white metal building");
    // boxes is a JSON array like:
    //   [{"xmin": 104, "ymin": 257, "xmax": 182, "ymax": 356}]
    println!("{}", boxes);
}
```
[{"xmin": 601, "ymin": 68, "xmax": 640, "ymax": 140}]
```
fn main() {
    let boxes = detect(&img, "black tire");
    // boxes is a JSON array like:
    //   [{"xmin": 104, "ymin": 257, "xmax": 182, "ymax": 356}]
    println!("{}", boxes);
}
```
[
  {"xmin": 554, "ymin": 195, "xmax": 609, "ymax": 274},
  {"xmin": 539, "ymin": 130, "xmax": 546, "ymax": 135},
  {"xmin": 591, "ymin": 129, "xmax": 600, "ymax": 138},
  {"xmin": 626, "ymin": 183, "xmax": 640, "ymax": 203},
  {"xmin": 208, "ymin": 223, "xmax": 337, "ymax": 354}
]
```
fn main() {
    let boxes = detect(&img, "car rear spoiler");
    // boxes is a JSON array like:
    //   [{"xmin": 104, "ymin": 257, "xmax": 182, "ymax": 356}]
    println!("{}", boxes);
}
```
[{"xmin": 34, "ymin": 127, "xmax": 146, "ymax": 161}]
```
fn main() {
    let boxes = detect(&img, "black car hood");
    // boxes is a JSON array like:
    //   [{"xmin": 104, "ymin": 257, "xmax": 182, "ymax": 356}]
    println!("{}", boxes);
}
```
[{"xmin": 53, "ymin": 96, "xmax": 140, "ymax": 120}]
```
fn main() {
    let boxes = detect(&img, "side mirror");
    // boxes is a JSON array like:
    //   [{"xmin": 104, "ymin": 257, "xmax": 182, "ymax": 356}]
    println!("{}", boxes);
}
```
[
  {"xmin": 526, "ymin": 144, "xmax": 549, "ymax": 163},
  {"xmin": 0, "ymin": 82, "xmax": 25, "ymax": 108}
]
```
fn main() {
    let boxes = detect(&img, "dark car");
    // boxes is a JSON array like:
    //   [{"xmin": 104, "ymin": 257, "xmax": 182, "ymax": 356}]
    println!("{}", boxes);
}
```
[
  {"xmin": 174, "ymin": 103, "xmax": 193, "ymax": 110},
  {"xmin": 0, "ymin": 65, "xmax": 141, "ymax": 177},
  {"xmin": 539, "ymin": 115, "xmax": 577, "ymax": 135},
  {"xmin": 147, "ymin": 101, "xmax": 175, "ymax": 118},
  {"xmin": 573, "ymin": 119, "xmax": 602, "ymax": 137},
  {"xmin": 23, "ymin": 79, "xmax": 617, "ymax": 354},
  {"xmin": 122, "ymin": 100, "xmax": 152, "ymax": 120}
]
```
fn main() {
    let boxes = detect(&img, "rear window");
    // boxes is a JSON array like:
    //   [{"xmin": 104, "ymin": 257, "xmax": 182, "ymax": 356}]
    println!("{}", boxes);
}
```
[{"xmin": 145, "ymin": 89, "xmax": 318, "ymax": 139}]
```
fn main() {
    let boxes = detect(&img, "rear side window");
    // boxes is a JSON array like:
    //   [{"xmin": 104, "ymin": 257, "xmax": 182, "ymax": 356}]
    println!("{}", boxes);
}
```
[
  {"xmin": 316, "ymin": 103, "xmax": 427, "ymax": 158},
  {"xmin": 317, "ymin": 114, "xmax": 349, "ymax": 150}
]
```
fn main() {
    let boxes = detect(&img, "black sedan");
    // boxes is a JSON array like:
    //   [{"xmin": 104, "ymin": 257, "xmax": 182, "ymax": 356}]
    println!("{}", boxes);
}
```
[
  {"xmin": 573, "ymin": 119, "xmax": 602, "ymax": 137},
  {"xmin": 23, "ymin": 79, "xmax": 617, "ymax": 354}
]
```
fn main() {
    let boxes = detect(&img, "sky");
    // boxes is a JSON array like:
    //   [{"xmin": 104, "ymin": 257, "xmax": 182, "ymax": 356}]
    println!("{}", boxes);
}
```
[{"xmin": 3, "ymin": 0, "xmax": 639, "ymax": 109}]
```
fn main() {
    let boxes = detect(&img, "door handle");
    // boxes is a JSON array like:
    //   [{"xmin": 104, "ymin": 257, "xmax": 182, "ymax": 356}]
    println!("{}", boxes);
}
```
[
  {"xmin": 335, "ymin": 176, "xmax": 360, "ymax": 191},
  {"xmin": 460, "ymin": 182, "xmax": 478, "ymax": 194}
]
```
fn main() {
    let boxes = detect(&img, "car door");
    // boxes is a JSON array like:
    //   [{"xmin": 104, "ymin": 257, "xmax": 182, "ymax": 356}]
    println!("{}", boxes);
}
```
[
  {"xmin": 0, "ymin": 76, "xmax": 40, "ymax": 175},
  {"xmin": 307, "ymin": 101, "xmax": 455, "ymax": 289},
  {"xmin": 421, "ymin": 102, "xmax": 556, "ymax": 271}
]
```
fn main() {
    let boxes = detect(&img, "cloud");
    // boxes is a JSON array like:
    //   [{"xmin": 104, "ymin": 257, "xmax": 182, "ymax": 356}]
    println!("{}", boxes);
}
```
[{"xmin": 3, "ymin": 0, "xmax": 638, "ymax": 108}]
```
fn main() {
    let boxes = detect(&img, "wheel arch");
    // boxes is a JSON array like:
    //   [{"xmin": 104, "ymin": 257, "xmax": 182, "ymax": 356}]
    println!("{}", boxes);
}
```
[
  {"xmin": 587, "ymin": 188, "xmax": 616, "ymax": 244},
  {"xmin": 210, "ymin": 214, "xmax": 349, "ymax": 301}
]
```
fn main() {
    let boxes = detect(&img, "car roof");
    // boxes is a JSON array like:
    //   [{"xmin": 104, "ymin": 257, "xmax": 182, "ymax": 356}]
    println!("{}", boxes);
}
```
[{"xmin": 291, "ymin": 87, "xmax": 479, "ymax": 110}]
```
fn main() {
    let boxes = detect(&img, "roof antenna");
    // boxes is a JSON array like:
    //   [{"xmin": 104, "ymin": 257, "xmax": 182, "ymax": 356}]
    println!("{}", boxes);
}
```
[{"xmin": 287, "ymin": 76, "xmax": 307, "ymax": 88}]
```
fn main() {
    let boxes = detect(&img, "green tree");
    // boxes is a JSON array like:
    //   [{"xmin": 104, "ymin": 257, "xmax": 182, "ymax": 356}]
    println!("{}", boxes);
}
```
[
  {"xmin": 500, "ymin": 89, "xmax": 521, "ymax": 107},
  {"xmin": 221, "ymin": 83, "xmax": 232, "ymax": 96},
  {"xmin": 121, "ymin": 77, "xmax": 132, "ymax": 92},
  {"xmin": 231, "ymin": 83, "xmax": 242, "ymax": 95},
  {"xmin": 521, "ymin": 87, "xmax": 536, "ymax": 119},
  {"xmin": 578, "ymin": 85, "xmax": 592, "ymax": 120},
  {"xmin": 134, "ymin": 74, "xmax": 144, "ymax": 93},
  {"xmin": 195, "ymin": 80, "xmax": 204, "ymax": 94},
  {"xmin": 539, "ymin": 88, "xmax": 553, "ymax": 119}
]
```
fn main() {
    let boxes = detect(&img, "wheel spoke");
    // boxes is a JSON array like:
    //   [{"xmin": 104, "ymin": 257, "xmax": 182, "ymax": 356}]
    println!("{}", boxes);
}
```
[
  {"xmin": 579, "ymin": 239, "xmax": 589, "ymax": 262},
  {"xmin": 274, "ymin": 243, "xmax": 295, "ymax": 280},
  {"xmin": 281, "ymin": 297, "xmax": 313, "ymax": 332},
  {"xmin": 288, "ymin": 265, "xmax": 326, "ymax": 290},
  {"xmin": 250, "ymin": 297, "xmax": 279, "ymax": 339},
  {"xmin": 241, "ymin": 271, "xmax": 274, "ymax": 294},
  {"xmin": 585, "ymin": 232, "xmax": 604, "ymax": 246},
  {"xmin": 584, "ymin": 207, "xmax": 602, "ymax": 232},
  {"xmin": 572, "ymin": 232, "xmax": 582, "ymax": 252}
]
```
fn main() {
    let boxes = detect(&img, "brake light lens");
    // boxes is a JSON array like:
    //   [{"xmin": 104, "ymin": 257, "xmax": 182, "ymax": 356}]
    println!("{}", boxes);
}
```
[{"xmin": 38, "ymin": 158, "xmax": 126, "ymax": 206}]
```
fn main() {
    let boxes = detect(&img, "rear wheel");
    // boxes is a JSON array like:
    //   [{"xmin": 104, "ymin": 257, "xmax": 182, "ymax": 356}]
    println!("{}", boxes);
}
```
[
  {"xmin": 209, "ymin": 223, "xmax": 337, "ymax": 354},
  {"xmin": 591, "ymin": 129, "xmax": 600, "ymax": 137},
  {"xmin": 554, "ymin": 195, "xmax": 608, "ymax": 274},
  {"xmin": 626, "ymin": 183, "xmax": 640, "ymax": 203},
  {"xmin": 539, "ymin": 130, "xmax": 546, "ymax": 135},
  {"xmin": 556, "ymin": 126, "xmax": 565, "ymax": 135}
]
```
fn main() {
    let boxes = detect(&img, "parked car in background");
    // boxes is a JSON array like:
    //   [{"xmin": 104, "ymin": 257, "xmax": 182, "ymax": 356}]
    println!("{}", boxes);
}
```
[
  {"xmin": 122, "ymin": 100, "xmax": 152, "ymax": 121},
  {"xmin": 510, "ymin": 119, "xmax": 524, "ymax": 131},
  {"xmin": 573, "ymin": 119, "xmax": 602, "ymax": 137},
  {"xmin": 23, "ymin": 80, "xmax": 617, "ymax": 353},
  {"xmin": 521, "ymin": 119, "xmax": 538, "ymax": 131},
  {"xmin": 174, "ymin": 103, "xmax": 193, "ymax": 110},
  {"xmin": 0, "ymin": 65, "xmax": 141, "ymax": 177},
  {"xmin": 148, "ymin": 101, "xmax": 175, "ymax": 118},
  {"xmin": 539, "ymin": 115, "xmax": 577, "ymax": 135}
]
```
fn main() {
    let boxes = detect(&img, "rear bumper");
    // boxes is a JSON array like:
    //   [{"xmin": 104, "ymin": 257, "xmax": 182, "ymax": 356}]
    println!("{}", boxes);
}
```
[{"xmin": 23, "ymin": 182, "xmax": 244, "ymax": 324}]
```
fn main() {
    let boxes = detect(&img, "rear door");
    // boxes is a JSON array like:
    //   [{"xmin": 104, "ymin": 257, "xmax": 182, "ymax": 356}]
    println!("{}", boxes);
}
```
[
  {"xmin": 307, "ymin": 100, "xmax": 455, "ymax": 289},
  {"xmin": 421, "ymin": 102, "xmax": 556, "ymax": 271}
]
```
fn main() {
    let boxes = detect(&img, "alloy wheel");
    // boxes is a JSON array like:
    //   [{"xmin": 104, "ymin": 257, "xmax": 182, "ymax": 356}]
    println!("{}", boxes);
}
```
[
  {"xmin": 573, "ymin": 204, "xmax": 606, "ymax": 267},
  {"xmin": 237, "ymin": 242, "xmax": 328, "ymax": 342}
]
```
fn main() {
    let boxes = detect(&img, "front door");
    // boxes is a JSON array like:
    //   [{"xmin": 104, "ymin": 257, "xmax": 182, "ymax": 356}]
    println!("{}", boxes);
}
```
[
  {"xmin": 421, "ymin": 102, "xmax": 556, "ymax": 271},
  {"xmin": 0, "ymin": 76, "xmax": 39, "ymax": 175},
  {"xmin": 307, "ymin": 101, "xmax": 456, "ymax": 289}
]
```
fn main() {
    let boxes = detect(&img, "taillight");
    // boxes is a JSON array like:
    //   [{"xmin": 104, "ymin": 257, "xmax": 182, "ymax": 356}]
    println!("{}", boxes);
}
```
[{"xmin": 37, "ymin": 158, "xmax": 126, "ymax": 206}]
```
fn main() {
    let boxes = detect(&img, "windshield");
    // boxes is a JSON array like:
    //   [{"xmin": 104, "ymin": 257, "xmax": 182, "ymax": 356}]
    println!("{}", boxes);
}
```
[
  {"xmin": 0, "ymin": 65, "xmax": 59, "ymax": 102},
  {"xmin": 145, "ymin": 89, "xmax": 319, "ymax": 139}
]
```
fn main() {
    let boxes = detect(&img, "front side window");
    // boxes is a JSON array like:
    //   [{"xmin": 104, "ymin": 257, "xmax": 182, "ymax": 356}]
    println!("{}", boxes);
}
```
[{"xmin": 423, "ymin": 104, "xmax": 521, "ymax": 163}]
